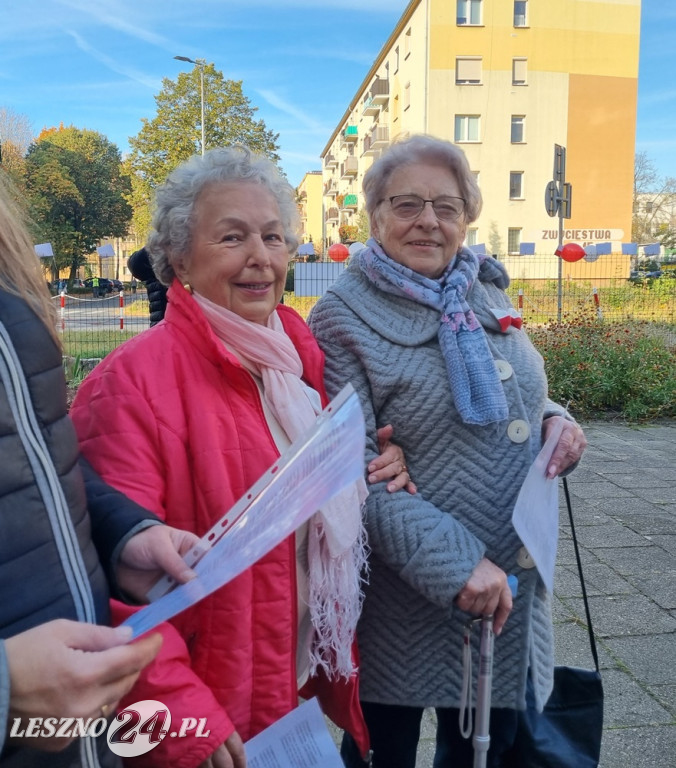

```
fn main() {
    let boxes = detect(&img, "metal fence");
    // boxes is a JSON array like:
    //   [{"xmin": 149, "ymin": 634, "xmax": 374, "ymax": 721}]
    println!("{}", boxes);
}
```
[
  {"xmin": 54, "ymin": 287, "xmax": 150, "ymax": 363},
  {"xmin": 59, "ymin": 255, "xmax": 676, "ymax": 364}
]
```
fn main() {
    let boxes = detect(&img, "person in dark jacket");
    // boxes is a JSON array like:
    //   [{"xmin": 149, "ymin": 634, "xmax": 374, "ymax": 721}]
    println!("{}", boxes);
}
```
[
  {"xmin": 128, "ymin": 247, "xmax": 167, "ymax": 325},
  {"xmin": 0, "ymin": 173, "xmax": 200, "ymax": 767}
]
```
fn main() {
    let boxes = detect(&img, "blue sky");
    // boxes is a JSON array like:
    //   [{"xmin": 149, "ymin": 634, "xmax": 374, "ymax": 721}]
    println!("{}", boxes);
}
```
[{"xmin": 1, "ymin": 0, "xmax": 673, "ymax": 188}]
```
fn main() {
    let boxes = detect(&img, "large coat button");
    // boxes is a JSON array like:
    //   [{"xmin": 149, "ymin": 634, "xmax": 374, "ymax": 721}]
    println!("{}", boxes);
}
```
[
  {"xmin": 507, "ymin": 419, "xmax": 530, "ymax": 443},
  {"xmin": 517, "ymin": 546, "xmax": 536, "ymax": 569},
  {"xmin": 495, "ymin": 360, "xmax": 513, "ymax": 381}
]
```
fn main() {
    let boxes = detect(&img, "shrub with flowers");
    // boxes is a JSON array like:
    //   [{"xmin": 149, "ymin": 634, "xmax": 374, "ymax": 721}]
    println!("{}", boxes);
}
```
[{"xmin": 528, "ymin": 313, "xmax": 676, "ymax": 421}]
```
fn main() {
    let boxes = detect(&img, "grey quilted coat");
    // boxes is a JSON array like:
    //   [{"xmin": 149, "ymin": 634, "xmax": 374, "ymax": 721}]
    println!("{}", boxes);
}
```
[{"xmin": 308, "ymin": 256, "xmax": 572, "ymax": 712}]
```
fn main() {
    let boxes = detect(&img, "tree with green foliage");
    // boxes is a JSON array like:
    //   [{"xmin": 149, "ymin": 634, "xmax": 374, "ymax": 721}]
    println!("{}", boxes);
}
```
[
  {"xmin": 24, "ymin": 126, "xmax": 131, "ymax": 280},
  {"xmin": 356, "ymin": 208, "xmax": 371, "ymax": 244},
  {"xmin": 127, "ymin": 63, "xmax": 280, "ymax": 240}
]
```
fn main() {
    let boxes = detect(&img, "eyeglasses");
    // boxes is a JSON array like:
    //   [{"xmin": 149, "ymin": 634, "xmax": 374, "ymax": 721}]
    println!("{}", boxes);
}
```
[{"xmin": 386, "ymin": 194, "xmax": 466, "ymax": 221}]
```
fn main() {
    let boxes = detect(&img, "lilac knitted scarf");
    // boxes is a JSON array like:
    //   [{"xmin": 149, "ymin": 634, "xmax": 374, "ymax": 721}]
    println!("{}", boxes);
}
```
[{"xmin": 358, "ymin": 239, "xmax": 509, "ymax": 425}]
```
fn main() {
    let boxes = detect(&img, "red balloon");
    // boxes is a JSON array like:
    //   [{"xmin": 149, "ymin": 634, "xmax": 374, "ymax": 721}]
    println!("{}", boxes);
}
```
[
  {"xmin": 328, "ymin": 243, "xmax": 349, "ymax": 262},
  {"xmin": 556, "ymin": 243, "xmax": 585, "ymax": 262}
]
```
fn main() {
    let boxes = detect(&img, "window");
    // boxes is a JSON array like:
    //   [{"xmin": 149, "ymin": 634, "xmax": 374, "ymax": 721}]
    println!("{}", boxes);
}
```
[
  {"xmin": 466, "ymin": 228, "xmax": 478, "ymax": 246},
  {"xmin": 457, "ymin": 0, "xmax": 482, "ymax": 25},
  {"xmin": 645, "ymin": 201, "xmax": 653, "ymax": 213},
  {"xmin": 511, "ymin": 115, "xmax": 525, "ymax": 143},
  {"xmin": 471, "ymin": 170, "xmax": 480, "ymax": 187},
  {"xmin": 394, "ymin": 46, "xmax": 400, "ymax": 73},
  {"xmin": 454, "ymin": 115, "xmax": 480, "ymax": 142},
  {"xmin": 512, "ymin": 58, "xmax": 528, "ymax": 85},
  {"xmin": 405, "ymin": 27, "xmax": 412, "ymax": 58},
  {"xmin": 508, "ymin": 228, "xmax": 522, "ymax": 254},
  {"xmin": 404, "ymin": 82, "xmax": 411, "ymax": 110},
  {"xmin": 510, "ymin": 172, "xmax": 524, "ymax": 199},
  {"xmin": 456, "ymin": 57, "xmax": 482, "ymax": 85},
  {"xmin": 514, "ymin": 0, "xmax": 528, "ymax": 26}
]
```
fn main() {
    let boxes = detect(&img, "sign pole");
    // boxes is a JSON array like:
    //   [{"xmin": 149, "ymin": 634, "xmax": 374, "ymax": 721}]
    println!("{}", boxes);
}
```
[{"xmin": 545, "ymin": 145, "xmax": 572, "ymax": 323}]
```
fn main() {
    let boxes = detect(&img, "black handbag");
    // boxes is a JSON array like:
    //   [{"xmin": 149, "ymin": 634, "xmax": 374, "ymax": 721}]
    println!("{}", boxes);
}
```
[{"xmin": 513, "ymin": 477, "xmax": 604, "ymax": 768}]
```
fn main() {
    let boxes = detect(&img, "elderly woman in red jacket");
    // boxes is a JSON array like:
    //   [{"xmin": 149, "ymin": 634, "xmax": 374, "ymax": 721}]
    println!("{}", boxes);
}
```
[{"xmin": 70, "ymin": 146, "xmax": 410, "ymax": 768}]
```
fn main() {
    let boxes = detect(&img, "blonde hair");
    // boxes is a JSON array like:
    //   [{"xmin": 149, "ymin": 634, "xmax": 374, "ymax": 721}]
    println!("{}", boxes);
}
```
[{"xmin": 0, "ymin": 171, "xmax": 60, "ymax": 347}]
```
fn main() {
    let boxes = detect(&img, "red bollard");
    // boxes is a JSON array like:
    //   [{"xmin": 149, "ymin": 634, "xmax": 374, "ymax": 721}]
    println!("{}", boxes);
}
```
[
  {"xmin": 119, "ymin": 290, "xmax": 124, "ymax": 331},
  {"xmin": 60, "ymin": 291, "xmax": 65, "ymax": 332},
  {"xmin": 592, "ymin": 287, "xmax": 603, "ymax": 320}
]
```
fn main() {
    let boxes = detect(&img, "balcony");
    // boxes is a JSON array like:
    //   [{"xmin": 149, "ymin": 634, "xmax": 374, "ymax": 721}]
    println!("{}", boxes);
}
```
[
  {"xmin": 362, "ymin": 96, "xmax": 379, "ymax": 116},
  {"xmin": 370, "ymin": 126, "xmax": 389, "ymax": 149},
  {"xmin": 324, "ymin": 153, "xmax": 338, "ymax": 168},
  {"xmin": 370, "ymin": 78, "xmax": 390, "ymax": 105},
  {"xmin": 340, "ymin": 156, "xmax": 358, "ymax": 178},
  {"xmin": 324, "ymin": 179, "xmax": 337, "ymax": 197},
  {"xmin": 326, "ymin": 207, "xmax": 339, "ymax": 221},
  {"xmin": 342, "ymin": 125, "xmax": 358, "ymax": 143},
  {"xmin": 342, "ymin": 194, "xmax": 359, "ymax": 210}
]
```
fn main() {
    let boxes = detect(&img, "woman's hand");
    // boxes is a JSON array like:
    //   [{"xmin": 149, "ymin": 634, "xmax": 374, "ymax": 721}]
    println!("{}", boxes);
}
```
[
  {"xmin": 116, "ymin": 524, "xmax": 205, "ymax": 602},
  {"xmin": 368, "ymin": 424, "xmax": 417, "ymax": 494},
  {"xmin": 542, "ymin": 416, "xmax": 587, "ymax": 478},
  {"xmin": 198, "ymin": 732, "xmax": 246, "ymax": 768},
  {"xmin": 454, "ymin": 558, "xmax": 513, "ymax": 635},
  {"xmin": 5, "ymin": 620, "xmax": 162, "ymax": 752}
]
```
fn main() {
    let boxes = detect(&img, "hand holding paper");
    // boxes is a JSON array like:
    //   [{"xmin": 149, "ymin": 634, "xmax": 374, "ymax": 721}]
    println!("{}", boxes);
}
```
[{"xmin": 511, "ymin": 416, "xmax": 566, "ymax": 594}]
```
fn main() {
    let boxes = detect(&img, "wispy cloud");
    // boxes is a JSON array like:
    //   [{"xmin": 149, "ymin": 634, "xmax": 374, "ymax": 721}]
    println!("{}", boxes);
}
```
[
  {"xmin": 256, "ymin": 89, "xmax": 330, "ymax": 133},
  {"xmin": 272, "ymin": 46, "xmax": 376, "ymax": 67},
  {"xmin": 57, "ymin": 0, "xmax": 175, "ymax": 48},
  {"xmin": 67, "ymin": 30, "xmax": 162, "ymax": 89},
  {"xmin": 640, "ymin": 88, "xmax": 676, "ymax": 107}
]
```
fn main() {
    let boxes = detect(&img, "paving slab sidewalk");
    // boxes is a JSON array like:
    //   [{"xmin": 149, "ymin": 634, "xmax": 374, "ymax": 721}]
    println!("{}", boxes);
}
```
[{"xmin": 412, "ymin": 421, "xmax": 676, "ymax": 767}]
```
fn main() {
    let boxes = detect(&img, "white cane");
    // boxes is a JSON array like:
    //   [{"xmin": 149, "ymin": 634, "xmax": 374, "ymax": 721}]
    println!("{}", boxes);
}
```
[
  {"xmin": 459, "ymin": 575, "xmax": 517, "ymax": 768},
  {"xmin": 472, "ymin": 614, "xmax": 494, "ymax": 768}
]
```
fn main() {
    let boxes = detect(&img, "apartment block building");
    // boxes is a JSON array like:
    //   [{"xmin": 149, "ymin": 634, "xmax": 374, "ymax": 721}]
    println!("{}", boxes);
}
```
[
  {"xmin": 320, "ymin": 0, "xmax": 640, "ymax": 276},
  {"xmin": 297, "ymin": 170, "xmax": 324, "ymax": 253}
]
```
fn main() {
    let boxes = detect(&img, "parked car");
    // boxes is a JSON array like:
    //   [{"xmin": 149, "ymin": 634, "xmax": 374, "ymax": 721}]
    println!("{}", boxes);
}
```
[
  {"xmin": 108, "ymin": 278, "xmax": 124, "ymax": 292},
  {"xmin": 83, "ymin": 277, "xmax": 114, "ymax": 294},
  {"xmin": 645, "ymin": 270, "xmax": 663, "ymax": 278}
]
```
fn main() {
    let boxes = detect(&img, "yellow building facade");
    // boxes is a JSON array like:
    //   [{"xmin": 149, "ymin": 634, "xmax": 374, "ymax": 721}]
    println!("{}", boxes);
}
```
[
  {"xmin": 297, "ymin": 171, "xmax": 324, "ymax": 254},
  {"xmin": 321, "ymin": 0, "xmax": 640, "ymax": 277}
]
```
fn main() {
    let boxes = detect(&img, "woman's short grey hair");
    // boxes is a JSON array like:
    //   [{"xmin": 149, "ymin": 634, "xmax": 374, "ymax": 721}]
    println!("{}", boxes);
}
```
[
  {"xmin": 362, "ymin": 135, "xmax": 482, "ymax": 225},
  {"xmin": 148, "ymin": 146, "xmax": 300, "ymax": 285}
]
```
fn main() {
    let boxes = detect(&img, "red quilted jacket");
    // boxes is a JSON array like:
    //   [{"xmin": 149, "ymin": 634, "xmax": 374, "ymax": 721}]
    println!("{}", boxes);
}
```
[{"xmin": 71, "ymin": 282, "xmax": 368, "ymax": 767}]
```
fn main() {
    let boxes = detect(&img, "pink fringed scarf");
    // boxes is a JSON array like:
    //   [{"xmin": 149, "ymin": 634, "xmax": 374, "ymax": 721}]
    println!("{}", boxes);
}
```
[{"xmin": 194, "ymin": 293, "xmax": 368, "ymax": 680}]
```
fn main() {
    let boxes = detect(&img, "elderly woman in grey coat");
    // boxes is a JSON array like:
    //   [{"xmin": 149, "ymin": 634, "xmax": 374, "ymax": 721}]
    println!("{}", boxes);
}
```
[{"xmin": 308, "ymin": 135, "xmax": 587, "ymax": 768}]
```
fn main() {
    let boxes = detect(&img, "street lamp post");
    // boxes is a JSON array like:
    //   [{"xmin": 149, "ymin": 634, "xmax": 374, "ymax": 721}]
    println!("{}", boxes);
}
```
[{"xmin": 174, "ymin": 55, "xmax": 206, "ymax": 155}]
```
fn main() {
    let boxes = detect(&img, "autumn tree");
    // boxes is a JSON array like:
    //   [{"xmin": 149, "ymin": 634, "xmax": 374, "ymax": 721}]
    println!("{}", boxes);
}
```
[
  {"xmin": 127, "ymin": 63, "xmax": 280, "ymax": 239},
  {"xmin": 0, "ymin": 106, "xmax": 34, "ymax": 183},
  {"xmin": 24, "ymin": 126, "xmax": 131, "ymax": 280},
  {"xmin": 632, "ymin": 151, "xmax": 676, "ymax": 245},
  {"xmin": 356, "ymin": 208, "xmax": 371, "ymax": 244}
]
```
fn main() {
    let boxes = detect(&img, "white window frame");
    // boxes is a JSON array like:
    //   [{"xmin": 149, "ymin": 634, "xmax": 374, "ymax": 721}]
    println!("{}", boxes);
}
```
[
  {"xmin": 457, "ymin": 0, "xmax": 482, "ymax": 26},
  {"xmin": 404, "ymin": 81, "xmax": 411, "ymax": 110},
  {"xmin": 512, "ymin": 58, "xmax": 528, "ymax": 86},
  {"xmin": 404, "ymin": 27, "xmax": 412, "ymax": 59},
  {"xmin": 508, "ymin": 228, "xmax": 522, "ymax": 255},
  {"xmin": 454, "ymin": 115, "xmax": 481, "ymax": 143},
  {"xmin": 509, "ymin": 172, "xmax": 524, "ymax": 200},
  {"xmin": 514, "ymin": 0, "xmax": 528, "ymax": 27},
  {"xmin": 511, "ymin": 115, "xmax": 525, "ymax": 143},
  {"xmin": 466, "ymin": 228, "xmax": 479, "ymax": 246},
  {"xmin": 456, "ymin": 57, "xmax": 482, "ymax": 85}
]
